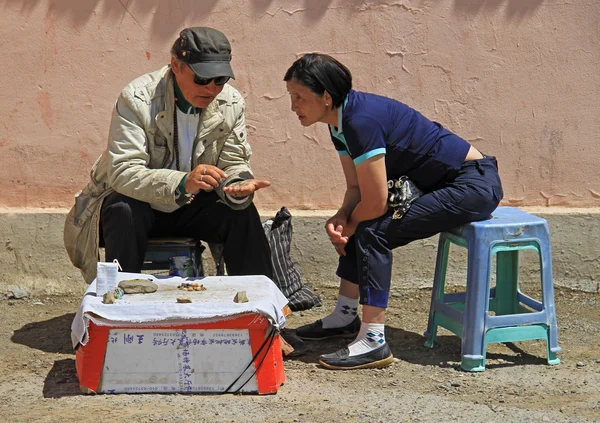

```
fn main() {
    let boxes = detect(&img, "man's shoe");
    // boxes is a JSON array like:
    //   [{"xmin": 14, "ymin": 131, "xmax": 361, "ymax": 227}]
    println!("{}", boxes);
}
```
[
  {"xmin": 319, "ymin": 343, "xmax": 394, "ymax": 370},
  {"xmin": 295, "ymin": 316, "xmax": 361, "ymax": 340}
]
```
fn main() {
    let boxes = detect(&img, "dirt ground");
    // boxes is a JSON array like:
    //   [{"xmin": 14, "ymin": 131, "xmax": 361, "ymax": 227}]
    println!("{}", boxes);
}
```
[{"xmin": 0, "ymin": 284, "xmax": 598, "ymax": 423}]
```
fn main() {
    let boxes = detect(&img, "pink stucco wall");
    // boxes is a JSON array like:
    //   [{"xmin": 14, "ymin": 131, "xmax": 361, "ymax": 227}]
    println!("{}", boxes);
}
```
[{"xmin": 1, "ymin": 0, "xmax": 598, "ymax": 209}]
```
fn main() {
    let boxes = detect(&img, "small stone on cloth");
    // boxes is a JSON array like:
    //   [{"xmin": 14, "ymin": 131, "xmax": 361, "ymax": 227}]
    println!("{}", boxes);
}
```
[
  {"xmin": 102, "ymin": 288, "xmax": 124, "ymax": 304},
  {"xmin": 118, "ymin": 279, "xmax": 158, "ymax": 294},
  {"xmin": 177, "ymin": 295, "xmax": 192, "ymax": 303},
  {"xmin": 233, "ymin": 291, "xmax": 248, "ymax": 303},
  {"xmin": 102, "ymin": 292, "xmax": 116, "ymax": 304}
]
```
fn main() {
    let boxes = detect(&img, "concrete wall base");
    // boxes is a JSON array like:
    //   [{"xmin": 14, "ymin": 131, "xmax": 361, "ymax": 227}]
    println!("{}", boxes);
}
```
[{"xmin": 1, "ymin": 208, "xmax": 598, "ymax": 296}]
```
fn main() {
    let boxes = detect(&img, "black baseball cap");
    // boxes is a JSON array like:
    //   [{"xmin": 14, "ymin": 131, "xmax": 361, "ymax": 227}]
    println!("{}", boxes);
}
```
[{"xmin": 172, "ymin": 27, "xmax": 235, "ymax": 79}]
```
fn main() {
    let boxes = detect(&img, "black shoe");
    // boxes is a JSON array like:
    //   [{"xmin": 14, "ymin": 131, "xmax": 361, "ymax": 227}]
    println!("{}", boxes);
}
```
[
  {"xmin": 319, "ymin": 343, "xmax": 394, "ymax": 370},
  {"xmin": 295, "ymin": 316, "xmax": 361, "ymax": 340}
]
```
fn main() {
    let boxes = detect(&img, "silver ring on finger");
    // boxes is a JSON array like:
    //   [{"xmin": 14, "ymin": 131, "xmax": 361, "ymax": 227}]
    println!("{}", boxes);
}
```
[
  {"xmin": 203, "ymin": 168, "xmax": 207, "ymax": 175},
  {"xmin": 200, "ymin": 175, "xmax": 204, "ymax": 182}
]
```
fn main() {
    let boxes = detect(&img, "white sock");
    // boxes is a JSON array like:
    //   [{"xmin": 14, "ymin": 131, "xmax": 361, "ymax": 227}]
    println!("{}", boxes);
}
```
[
  {"xmin": 348, "ymin": 322, "xmax": 386, "ymax": 356},
  {"xmin": 320, "ymin": 294, "xmax": 359, "ymax": 329}
]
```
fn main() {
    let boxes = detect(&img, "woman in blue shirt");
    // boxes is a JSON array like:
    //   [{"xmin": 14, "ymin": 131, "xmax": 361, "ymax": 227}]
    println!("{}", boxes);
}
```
[{"xmin": 284, "ymin": 53, "xmax": 503, "ymax": 370}]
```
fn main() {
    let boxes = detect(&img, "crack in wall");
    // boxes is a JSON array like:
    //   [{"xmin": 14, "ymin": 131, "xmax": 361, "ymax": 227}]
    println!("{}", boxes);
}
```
[
  {"xmin": 302, "ymin": 133, "xmax": 320, "ymax": 145},
  {"xmin": 262, "ymin": 94, "xmax": 285, "ymax": 101},
  {"xmin": 261, "ymin": 1, "xmax": 424, "ymax": 19},
  {"xmin": 118, "ymin": 0, "xmax": 143, "ymax": 30},
  {"xmin": 386, "ymin": 50, "xmax": 428, "ymax": 75},
  {"xmin": 356, "ymin": 2, "xmax": 424, "ymax": 14},
  {"xmin": 295, "ymin": 50, "xmax": 374, "ymax": 58}
]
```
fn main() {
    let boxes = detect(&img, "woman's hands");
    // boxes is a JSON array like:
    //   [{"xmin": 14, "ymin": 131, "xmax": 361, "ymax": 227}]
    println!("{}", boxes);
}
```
[{"xmin": 325, "ymin": 212, "xmax": 354, "ymax": 256}]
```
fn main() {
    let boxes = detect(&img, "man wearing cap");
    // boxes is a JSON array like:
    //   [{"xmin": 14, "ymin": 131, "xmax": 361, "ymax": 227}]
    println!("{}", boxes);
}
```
[{"xmin": 64, "ymin": 27, "xmax": 273, "ymax": 283}]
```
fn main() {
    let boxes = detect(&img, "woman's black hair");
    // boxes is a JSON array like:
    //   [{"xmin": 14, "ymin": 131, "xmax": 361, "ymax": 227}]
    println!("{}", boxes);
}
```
[{"xmin": 283, "ymin": 54, "xmax": 352, "ymax": 109}]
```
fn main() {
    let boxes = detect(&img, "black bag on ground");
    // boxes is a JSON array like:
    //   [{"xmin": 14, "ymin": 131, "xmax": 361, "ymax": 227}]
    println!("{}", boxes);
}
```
[{"xmin": 263, "ymin": 207, "xmax": 322, "ymax": 312}]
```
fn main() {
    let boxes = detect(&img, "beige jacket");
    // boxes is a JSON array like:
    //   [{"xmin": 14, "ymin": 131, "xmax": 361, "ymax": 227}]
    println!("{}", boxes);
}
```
[{"xmin": 64, "ymin": 65, "xmax": 254, "ymax": 283}]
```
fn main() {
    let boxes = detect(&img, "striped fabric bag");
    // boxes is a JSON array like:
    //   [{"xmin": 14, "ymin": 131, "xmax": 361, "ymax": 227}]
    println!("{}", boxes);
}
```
[{"xmin": 263, "ymin": 207, "xmax": 322, "ymax": 312}]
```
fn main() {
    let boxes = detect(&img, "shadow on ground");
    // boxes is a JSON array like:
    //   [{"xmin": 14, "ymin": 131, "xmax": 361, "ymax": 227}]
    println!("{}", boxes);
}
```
[
  {"xmin": 11, "ymin": 313, "xmax": 75, "ymax": 354},
  {"xmin": 284, "ymin": 326, "xmax": 551, "ymax": 370},
  {"xmin": 11, "ymin": 313, "xmax": 82, "ymax": 398},
  {"xmin": 43, "ymin": 358, "xmax": 81, "ymax": 398}
]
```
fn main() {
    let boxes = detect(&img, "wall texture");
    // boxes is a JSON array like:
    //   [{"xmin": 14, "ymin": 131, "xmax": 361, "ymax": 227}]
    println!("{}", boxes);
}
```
[
  {"xmin": 0, "ymin": 0, "xmax": 599, "ymax": 210},
  {"xmin": 0, "ymin": 208, "xmax": 599, "ymax": 296}
]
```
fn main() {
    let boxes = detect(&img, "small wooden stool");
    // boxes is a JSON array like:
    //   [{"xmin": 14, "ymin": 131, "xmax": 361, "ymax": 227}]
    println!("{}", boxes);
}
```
[{"xmin": 143, "ymin": 237, "xmax": 205, "ymax": 276}]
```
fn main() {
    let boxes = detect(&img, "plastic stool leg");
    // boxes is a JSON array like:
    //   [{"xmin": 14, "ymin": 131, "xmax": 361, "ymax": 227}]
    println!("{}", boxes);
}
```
[
  {"xmin": 424, "ymin": 235, "xmax": 450, "ymax": 348},
  {"xmin": 539, "ymin": 239, "xmax": 561, "ymax": 362},
  {"xmin": 460, "ymin": 238, "xmax": 490, "ymax": 372},
  {"xmin": 546, "ymin": 329, "xmax": 560, "ymax": 365},
  {"xmin": 494, "ymin": 250, "xmax": 520, "ymax": 315}
]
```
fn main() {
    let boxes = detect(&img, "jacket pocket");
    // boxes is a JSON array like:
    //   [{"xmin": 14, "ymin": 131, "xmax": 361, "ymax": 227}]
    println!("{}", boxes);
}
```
[
  {"xmin": 73, "ymin": 186, "xmax": 110, "ymax": 227},
  {"xmin": 234, "ymin": 130, "xmax": 252, "ymax": 158},
  {"xmin": 149, "ymin": 145, "xmax": 168, "ymax": 169},
  {"xmin": 149, "ymin": 126, "xmax": 167, "ymax": 147},
  {"xmin": 148, "ymin": 127, "xmax": 169, "ymax": 169},
  {"xmin": 90, "ymin": 154, "xmax": 108, "ymax": 191},
  {"xmin": 200, "ymin": 141, "xmax": 218, "ymax": 165}
]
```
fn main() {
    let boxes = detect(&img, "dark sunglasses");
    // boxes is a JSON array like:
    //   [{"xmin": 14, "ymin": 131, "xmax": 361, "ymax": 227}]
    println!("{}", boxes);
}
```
[{"xmin": 193, "ymin": 75, "xmax": 230, "ymax": 86}]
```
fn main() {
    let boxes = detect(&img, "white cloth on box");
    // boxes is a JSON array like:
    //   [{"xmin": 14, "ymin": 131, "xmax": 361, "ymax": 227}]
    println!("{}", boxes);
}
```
[{"xmin": 71, "ymin": 272, "xmax": 289, "ymax": 349}]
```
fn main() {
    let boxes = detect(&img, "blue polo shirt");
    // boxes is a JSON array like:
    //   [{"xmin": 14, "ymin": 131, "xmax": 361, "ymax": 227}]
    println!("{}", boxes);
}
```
[{"xmin": 328, "ymin": 90, "xmax": 471, "ymax": 192}]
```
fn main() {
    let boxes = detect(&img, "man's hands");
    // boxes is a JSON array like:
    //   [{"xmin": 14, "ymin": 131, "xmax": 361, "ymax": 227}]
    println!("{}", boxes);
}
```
[
  {"xmin": 185, "ymin": 165, "xmax": 226, "ymax": 193},
  {"xmin": 325, "ymin": 212, "xmax": 354, "ymax": 256},
  {"xmin": 223, "ymin": 179, "xmax": 271, "ymax": 197},
  {"xmin": 184, "ymin": 165, "xmax": 271, "ymax": 198}
]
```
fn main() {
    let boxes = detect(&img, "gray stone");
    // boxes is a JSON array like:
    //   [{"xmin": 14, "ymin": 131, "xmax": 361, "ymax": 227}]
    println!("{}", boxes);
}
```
[
  {"xmin": 11, "ymin": 289, "xmax": 28, "ymax": 299},
  {"xmin": 234, "ymin": 291, "xmax": 249, "ymax": 303},
  {"xmin": 177, "ymin": 296, "xmax": 192, "ymax": 303},
  {"xmin": 102, "ymin": 292, "xmax": 116, "ymax": 304},
  {"xmin": 118, "ymin": 279, "xmax": 158, "ymax": 294}
]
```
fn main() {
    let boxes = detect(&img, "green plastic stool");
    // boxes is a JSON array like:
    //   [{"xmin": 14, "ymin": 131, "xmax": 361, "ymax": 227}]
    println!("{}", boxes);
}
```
[{"xmin": 424, "ymin": 207, "xmax": 560, "ymax": 371}]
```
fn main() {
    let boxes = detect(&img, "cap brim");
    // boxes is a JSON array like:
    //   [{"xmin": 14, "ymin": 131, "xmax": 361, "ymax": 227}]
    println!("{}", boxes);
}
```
[{"xmin": 188, "ymin": 61, "xmax": 235, "ymax": 79}]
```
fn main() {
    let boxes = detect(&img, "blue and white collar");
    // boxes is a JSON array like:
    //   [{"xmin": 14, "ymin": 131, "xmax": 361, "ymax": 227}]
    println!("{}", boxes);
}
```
[{"xmin": 329, "ymin": 95, "xmax": 349, "ymax": 139}]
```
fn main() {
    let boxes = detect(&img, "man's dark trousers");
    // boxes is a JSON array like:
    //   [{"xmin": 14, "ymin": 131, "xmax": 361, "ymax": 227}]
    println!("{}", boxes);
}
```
[{"xmin": 100, "ymin": 190, "xmax": 273, "ymax": 279}]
